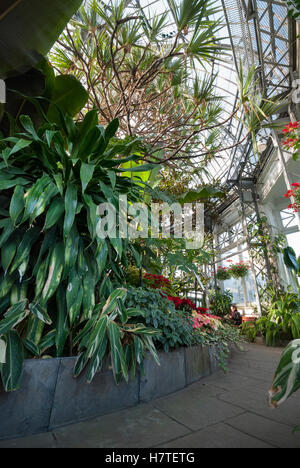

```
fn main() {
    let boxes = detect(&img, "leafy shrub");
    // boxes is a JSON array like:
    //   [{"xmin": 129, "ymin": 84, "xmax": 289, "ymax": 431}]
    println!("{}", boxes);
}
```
[
  {"xmin": 209, "ymin": 290, "xmax": 233, "ymax": 317},
  {"xmin": 256, "ymin": 288, "xmax": 300, "ymax": 346},
  {"xmin": 125, "ymin": 288, "xmax": 197, "ymax": 352},
  {"xmin": 0, "ymin": 111, "xmax": 156, "ymax": 391},
  {"xmin": 215, "ymin": 267, "xmax": 231, "ymax": 281}
]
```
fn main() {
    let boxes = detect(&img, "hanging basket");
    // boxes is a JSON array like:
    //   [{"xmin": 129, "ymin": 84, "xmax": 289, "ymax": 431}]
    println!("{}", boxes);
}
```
[
  {"xmin": 215, "ymin": 267, "xmax": 231, "ymax": 281},
  {"xmin": 228, "ymin": 263, "xmax": 250, "ymax": 279}
]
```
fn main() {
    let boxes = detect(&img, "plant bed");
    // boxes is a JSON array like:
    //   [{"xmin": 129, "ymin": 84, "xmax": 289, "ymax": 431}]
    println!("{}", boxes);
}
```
[{"xmin": 0, "ymin": 343, "xmax": 239, "ymax": 441}]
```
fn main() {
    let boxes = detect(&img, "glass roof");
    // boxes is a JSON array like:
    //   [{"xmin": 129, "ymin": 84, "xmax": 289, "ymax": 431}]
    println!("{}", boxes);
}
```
[{"xmin": 82, "ymin": 0, "xmax": 293, "ymax": 184}]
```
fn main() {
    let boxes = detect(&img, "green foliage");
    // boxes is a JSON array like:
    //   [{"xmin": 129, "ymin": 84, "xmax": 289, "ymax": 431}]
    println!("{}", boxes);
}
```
[
  {"xmin": 125, "ymin": 288, "xmax": 197, "ymax": 352},
  {"xmin": 284, "ymin": 1, "xmax": 300, "ymax": 20},
  {"xmin": 215, "ymin": 267, "xmax": 231, "ymax": 281},
  {"xmin": 1, "ymin": 58, "xmax": 88, "ymax": 137},
  {"xmin": 0, "ymin": 0, "xmax": 83, "ymax": 79},
  {"xmin": 73, "ymin": 288, "xmax": 160, "ymax": 384},
  {"xmin": 50, "ymin": 0, "xmax": 226, "ymax": 166},
  {"xmin": 209, "ymin": 289, "xmax": 233, "ymax": 317},
  {"xmin": 0, "ymin": 109, "xmax": 155, "ymax": 391},
  {"xmin": 241, "ymin": 321, "xmax": 257, "ymax": 343},
  {"xmin": 256, "ymin": 288, "xmax": 300, "ymax": 346}
]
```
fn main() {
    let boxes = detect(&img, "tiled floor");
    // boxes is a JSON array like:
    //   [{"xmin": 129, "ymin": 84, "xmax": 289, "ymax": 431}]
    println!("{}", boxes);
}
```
[{"xmin": 1, "ymin": 343, "xmax": 300, "ymax": 448}]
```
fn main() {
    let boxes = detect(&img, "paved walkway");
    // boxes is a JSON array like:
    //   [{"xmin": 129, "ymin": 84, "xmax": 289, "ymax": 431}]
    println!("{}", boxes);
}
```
[{"xmin": 1, "ymin": 343, "xmax": 300, "ymax": 448}]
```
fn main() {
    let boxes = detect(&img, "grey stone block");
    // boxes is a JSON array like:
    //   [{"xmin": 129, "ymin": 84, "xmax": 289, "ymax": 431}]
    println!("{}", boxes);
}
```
[
  {"xmin": 49, "ymin": 356, "xmax": 139, "ymax": 429},
  {"xmin": 140, "ymin": 348, "xmax": 186, "ymax": 402},
  {"xmin": 0, "ymin": 358, "xmax": 60, "ymax": 441},
  {"xmin": 208, "ymin": 345, "xmax": 218, "ymax": 373},
  {"xmin": 185, "ymin": 345, "xmax": 211, "ymax": 384}
]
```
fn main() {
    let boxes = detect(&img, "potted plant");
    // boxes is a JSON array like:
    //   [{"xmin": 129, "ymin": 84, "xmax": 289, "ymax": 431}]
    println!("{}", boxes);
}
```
[
  {"xmin": 228, "ymin": 261, "xmax": 250, "ymax": 279},
  {"xmin": 215, "ymin": 266, "xmax": 231, "ymax": 281}
]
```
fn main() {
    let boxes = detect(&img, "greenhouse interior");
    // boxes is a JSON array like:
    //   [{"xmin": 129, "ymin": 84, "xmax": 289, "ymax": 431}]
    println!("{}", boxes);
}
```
[{"xmin": 0, "ymin": 0, "xmax": 300, "ymax": 450}]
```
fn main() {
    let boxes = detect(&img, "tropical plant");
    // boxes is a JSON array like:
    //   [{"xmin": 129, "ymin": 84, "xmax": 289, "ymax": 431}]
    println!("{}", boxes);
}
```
[
  {"xmin": 255, "ymin": 288, "xmax": 300, "ymax": 346},
  {"xmin": 282, "ymin": 246, "xmax": 300, "ymax": 294},
  {"xmin": 269, "ymin": 338, "xmax": 300, "ymax": 432},
  {"xmin": 50, "ymin": 0, "xmax": 281, "ymax": 171},
  {"xmin": 125, "ymin": 288, "xmax": 197, "ymax": 352},
  {"xmin": 0, "ymin": 108, "xmax": 159, "ymax": 391},
  {"xmin": 215, "ymin": 266, "xmax": 231, "ymax": 281},
  {"xmin": 73, "ymin": 288, "xmax": 161, "ymax": 385},
  {"xmin": 0, "ymin": 0, "xmax": 83, "ymax": 79},
  {"xmin": 209, "ymin": 289, "xmax": 233, "ymax": 317}
]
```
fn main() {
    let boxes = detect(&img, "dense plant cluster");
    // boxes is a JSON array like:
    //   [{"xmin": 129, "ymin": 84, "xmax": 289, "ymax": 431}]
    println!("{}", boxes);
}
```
[
  {"xmin": 215, "ymin": 261, "xmax": 250, "ymax": 280},
  {"xmin": 209, "ymin": 290, "xmax": 233, "ymax": 317},
  {"xmin": 227, "ymin": 261, "xmax": 250, "ymax": 279},
  {"xmin": 125, "ymin": 288, "xmax": 197, "ymax": 352},
  {"xmin": 242, "ymin": 287, "xmax": 300, "ymax": 346},
  {"xmin": 0, "ymin": 0, "xmax": 274, "ymax": 394},
  {"xmin": 215, "ymin": 266, "xmax": 231, "ymax": 281},
  {"xmin": 125, "ymin": 287, "xmax": 243, "ymax": 359}
]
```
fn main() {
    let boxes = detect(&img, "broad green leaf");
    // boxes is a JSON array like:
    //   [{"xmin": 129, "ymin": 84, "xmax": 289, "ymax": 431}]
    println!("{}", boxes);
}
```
[
  {"xmin": 105, "ymin": 118, "xmax": 119, "ymax": 140},
  {"xmin": 55, "ymin": 286, "xmax": 69, "ymax": 357},
  {"xmin": 64, "ymin": 183, "xmax": 78, "ymax": 238},
  {"xmin": 86, "ymin": 315, "xmax": 109, "ymax": 358},
  {"xmin": 29, "ymin": 302, "xmax": 52, "ymax": 325},
  {"xmin": 47, "ymin": 75, "xmax": 89, "ymax": 124},
  {"xmin": 80, "ymin": 163, "xmax": 95, "ymax": 194},
  {"xmin": 43, "ymin": 197, "xmax": 65, "ymax": 230},
  {"xmin": 102, "ymin": 288, "xmax": 127, "ymax": 316},
  {"xmin": 39, "ymin": 330, "xmax": 56, "ymax": 354},
  {"xmin": 9, "ymin": 186, "xmax": 25, "ymax": 225},
  {"xmin": 1, "ymin": 235, "xmax": 18, "ymax": 274},
  {"xmin": 23, "ymin": 339, "xmax": 41, "ymax": 357},
  {"xmin": 178, "ymin": 186, "xmax": 225, "ymax": 204},
  {"xmin": 23, "ymin": 175, "xmax": 52, "ymax": 222},
  {"xmin": 0, "ymin": 0, "xmax": 83, "ymax": 78},
  {"xmin": 9, "ymin": 228, "xmax": 40, "ymax": 275},
  {"xmin": 269, "ymin": 339, "xmax": 300, "ymax": 407},
  {"xmin": 87, "ymin": 335, "xmax": 108, "ymax": 383},
  {"xmin": 42, "ymin": 243, "xmax": 65, "ymax": 302},
  {"xmin": 0, "ymin": 300, "xmax": 29, "ymax": 337},
  {"xmin": 66, "ymin": 269, "xmax": 83, "ymax": 326},
  {"xmin": 0, "ymin": 331, "xmax": 24, "ymax": 392},
  {"xmin": 107, "ymin": 320, "xmax": 128, "ymax": 383}
]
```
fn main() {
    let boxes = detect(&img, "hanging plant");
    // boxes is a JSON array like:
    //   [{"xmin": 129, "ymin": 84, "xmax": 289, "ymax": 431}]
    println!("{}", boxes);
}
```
[
  {"xmin": 215, "ymin": 267, "xmax": 231, "ymax": 281},
  {"xmin": 228, "ymin": 262, "xmax": 250, "ymax": 279}
]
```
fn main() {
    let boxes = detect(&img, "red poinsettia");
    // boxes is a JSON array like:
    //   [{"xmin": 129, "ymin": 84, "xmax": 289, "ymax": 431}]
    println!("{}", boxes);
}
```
[{"xmin": 284, "ymin": 183, "xmax": 300, "ymax": 213}]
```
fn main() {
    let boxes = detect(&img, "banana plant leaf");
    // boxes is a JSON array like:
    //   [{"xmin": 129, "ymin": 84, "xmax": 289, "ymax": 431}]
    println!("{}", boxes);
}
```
[
  {"xmin": 0, "ymin": 0, "xmax": 83, "ymax": 78},
  {"xmin": 177, "ymin": 186, "xmax": 225, "ymax": 205}
]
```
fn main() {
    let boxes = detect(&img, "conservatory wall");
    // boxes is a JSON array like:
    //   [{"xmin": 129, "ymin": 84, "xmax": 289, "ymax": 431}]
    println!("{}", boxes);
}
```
[{"xmin": 213, "ymin": 146, "xmax": 300, "ymax": 312}]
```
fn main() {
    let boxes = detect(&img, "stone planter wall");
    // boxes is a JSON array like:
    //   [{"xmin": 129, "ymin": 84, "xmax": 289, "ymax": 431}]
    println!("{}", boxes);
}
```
[{"xmin": 0, "ymin": 344, "xmax": 238, "ymax": 441}]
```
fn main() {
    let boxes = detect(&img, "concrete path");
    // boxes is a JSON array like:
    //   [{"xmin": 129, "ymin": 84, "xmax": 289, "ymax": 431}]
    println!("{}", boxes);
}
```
[{"xmin": 1, "ymin": 343, "xmax": 300, "ymax": 448}]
